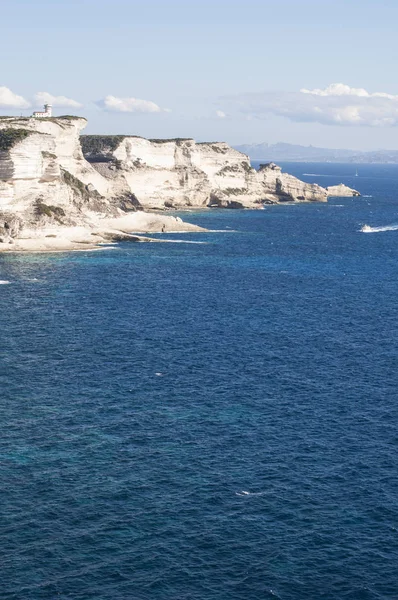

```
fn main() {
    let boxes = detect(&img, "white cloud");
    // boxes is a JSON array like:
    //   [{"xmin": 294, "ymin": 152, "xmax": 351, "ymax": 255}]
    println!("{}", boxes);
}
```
[
  {"xmin": 97, "ymin": 95, "xmax": 168, "ymax": 113},
  {"xmin": 301, "ymin": 83, "xmax": 398, "ymax": 100},
  {"xmin": 35, "ymin": 92, "xmax": 82, "ymax": 108},
  {"xmin": 0, "ymin": 86, "xmax": 30, "ymax": 108},
  {"xmin": 224, "ymin": 83, "xmax": 398, "ymax": 127},
  {"xmin": 216, "ymin": 110, "xmax": 226, "ymax": 118}
]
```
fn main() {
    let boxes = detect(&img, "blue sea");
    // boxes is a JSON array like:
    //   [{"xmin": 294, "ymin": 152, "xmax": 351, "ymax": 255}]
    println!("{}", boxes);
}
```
[{"xmin": 1, "ymin": 163, "xmax": 398, "ymax": 599}]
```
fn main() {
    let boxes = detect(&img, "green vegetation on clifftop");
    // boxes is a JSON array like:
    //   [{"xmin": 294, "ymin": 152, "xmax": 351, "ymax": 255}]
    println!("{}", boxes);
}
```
[
  {"xmin": 81, "ymin": 135, "xmax": 194, "ymax": 156},
  {"xmin": 0, "ymin": 129, "xmax": 32, "ymax": 151},
  {"xmin": 81, "ymin": 135, "xmax": 128, "ymax": 155},
  {"xmin": 148, "ymin": 138, "xmax": 192, "ymax": 144}
]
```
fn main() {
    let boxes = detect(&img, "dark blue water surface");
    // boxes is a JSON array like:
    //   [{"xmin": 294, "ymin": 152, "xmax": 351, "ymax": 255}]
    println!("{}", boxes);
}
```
[{"xmin": 1, "ymin": 163, "xmax": 398, "ymax": 599}]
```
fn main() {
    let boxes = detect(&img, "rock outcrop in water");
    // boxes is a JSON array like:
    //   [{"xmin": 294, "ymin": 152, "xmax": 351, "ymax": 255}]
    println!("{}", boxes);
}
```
[
  {"xmin": 326, "ymin": 184, "xmax": 361, "ymax": 197},
  {"xmin": 81, "ymin": 137, "xmax": 328, "ymax": 209},
  {"xmin": 0, "ymin": 116, "xmax": 328, "ymax": 250}
]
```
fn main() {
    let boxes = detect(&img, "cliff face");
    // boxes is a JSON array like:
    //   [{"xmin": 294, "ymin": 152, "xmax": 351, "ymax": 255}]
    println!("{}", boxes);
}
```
[
  {"xmin": 0, "ymin": 116, "xmax": 112, "ymax": 203},
  {"xmin": 81, "ymin": 136, "xmax": 328, "ymax": 209},
  {"xmin": 0, "ymin": 117, "xmax": 140, "ymax": 242}
]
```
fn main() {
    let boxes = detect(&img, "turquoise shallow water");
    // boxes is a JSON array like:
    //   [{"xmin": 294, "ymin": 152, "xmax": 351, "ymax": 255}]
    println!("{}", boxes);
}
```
[{"xmin": 1, "ymin": 163, "xmax": 398, "ymax": 599}]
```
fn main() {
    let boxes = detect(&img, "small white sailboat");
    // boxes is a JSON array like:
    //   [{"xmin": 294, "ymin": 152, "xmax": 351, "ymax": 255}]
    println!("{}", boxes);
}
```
[{"xmin": 355, "ymin": 168, "xmax": 359, "ymax": 177}]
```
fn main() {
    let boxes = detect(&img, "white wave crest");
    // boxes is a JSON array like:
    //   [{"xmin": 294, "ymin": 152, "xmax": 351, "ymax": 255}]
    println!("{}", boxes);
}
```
[
  {"xmin": 303, "ymin": 173, "xmax": 337, "ymax": 177},
  {"xmin": 236, "ymin": 490, "xmax": 265, "ymax": 497},
  {"xmin": 361, "ymin": 223, "xmax": 398, "ymax": 233},
  {"xmin": 162, "ymin": 239, "xmax": 208, "ymax": 244}
]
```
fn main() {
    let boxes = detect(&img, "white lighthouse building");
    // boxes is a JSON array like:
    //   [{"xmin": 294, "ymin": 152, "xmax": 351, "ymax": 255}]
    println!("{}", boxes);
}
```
[{"xmin": 33, "ymin": 104, "xmax": 52, "ymax": 118}]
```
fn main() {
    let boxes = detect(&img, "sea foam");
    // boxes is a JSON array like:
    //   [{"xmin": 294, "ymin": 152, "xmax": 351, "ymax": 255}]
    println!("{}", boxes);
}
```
[{"xmin": 361, "ymin": 224, "xmax": 398, "ymax": 233}]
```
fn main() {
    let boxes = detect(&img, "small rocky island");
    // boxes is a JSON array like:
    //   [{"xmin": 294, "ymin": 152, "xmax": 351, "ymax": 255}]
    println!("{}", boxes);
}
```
[
  {"xmin": 0, "ymin": 111, "xmax": 354, "ymax": 251},
  {"xmin": 326, "ymin": 184, "xmax": 361, "ymax": 197}
]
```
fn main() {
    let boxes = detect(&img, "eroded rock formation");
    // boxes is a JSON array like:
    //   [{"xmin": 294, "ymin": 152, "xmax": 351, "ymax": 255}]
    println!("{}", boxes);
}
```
[
  {"xmin": 81, "ymin": 137, "xmax": 328, "ymax": 209},
  {"xmin": 326, "ymin": 184, "xmax": 361, "ymax": 197}
]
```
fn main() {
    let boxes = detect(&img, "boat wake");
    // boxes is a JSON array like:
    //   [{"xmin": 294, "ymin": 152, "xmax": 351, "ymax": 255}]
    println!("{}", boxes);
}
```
[
  {"xmin": 162, "ymin": 239, "xmax": 208, "ymax": 244},
  {"xmin": 303, "ymin": 173, "xmax": 331, "ymax": 177},
  {"xmin": 361, "ymin": 223, "xmax": 398, "ymax": 233},
  {"xmin": 302, "ymin": 173, "xmax": 350, "ymax": 178},
  {"xmin": 236, "ymin": 490, "xmax": 265, "ymax": 497}
]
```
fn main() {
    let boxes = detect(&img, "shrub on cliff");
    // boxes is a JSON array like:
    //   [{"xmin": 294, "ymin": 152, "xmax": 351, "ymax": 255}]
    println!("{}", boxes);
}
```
[
  {"xmin": 80, "ymin": 135, "xmax": 127, "ymax": 155},
  {"xmin": 35, "ymin": 201, "xmax": 66, "ymax": 222},
  {"xmin": 149, "ymin": 138, "xmax": 192, "ymax": 144},
  {"xmin": 61, "ymin": 169, "xmax": 95, "ymax": 204},
  {"xmin": 0, "ymin": 129, "xmax": 31, "ymax": 151}
]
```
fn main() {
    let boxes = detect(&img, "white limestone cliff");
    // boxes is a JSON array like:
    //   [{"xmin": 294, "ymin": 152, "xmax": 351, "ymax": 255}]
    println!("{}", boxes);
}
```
[
  {"xmin": 81, "ymin": 137, "xmax": 328, "ymax": 209},
  {"xmin": 0, "ymin": 116, "xmax": 112, "ymax": 204}
]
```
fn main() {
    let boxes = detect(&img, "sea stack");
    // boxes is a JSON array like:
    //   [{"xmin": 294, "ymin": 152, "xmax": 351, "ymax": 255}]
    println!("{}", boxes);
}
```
[{"xmin": 326, "ymin": 184, "xmax": 361, "ymax": 197}]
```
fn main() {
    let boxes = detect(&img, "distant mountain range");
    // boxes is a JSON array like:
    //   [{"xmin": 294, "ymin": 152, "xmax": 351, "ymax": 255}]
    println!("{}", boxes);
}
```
[{"xmin": 234, "ymin": 142, "xmax": 398, "ymax": 164}]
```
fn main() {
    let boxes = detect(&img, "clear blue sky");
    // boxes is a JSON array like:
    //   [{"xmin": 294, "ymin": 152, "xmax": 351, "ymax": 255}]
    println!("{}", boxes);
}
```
[{"xmin": 1, "ymin": 0, "xmax": 398, "ymax": 149}]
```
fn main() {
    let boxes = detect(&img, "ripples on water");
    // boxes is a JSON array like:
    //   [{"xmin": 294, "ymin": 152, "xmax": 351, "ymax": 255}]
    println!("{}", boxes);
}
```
[{"xmin": 1, "ymin": 164, "xmax": 398, "ymax": 599}]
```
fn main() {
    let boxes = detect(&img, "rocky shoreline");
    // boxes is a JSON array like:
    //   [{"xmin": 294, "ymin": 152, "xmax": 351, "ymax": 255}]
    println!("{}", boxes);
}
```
[
  {"xmin": 0, "ymin": 212, "xmax": 205, "ymax": 253},
  {"xmin": 0, "ymin": 115, "xmax": 359, "ymax": 252}
]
